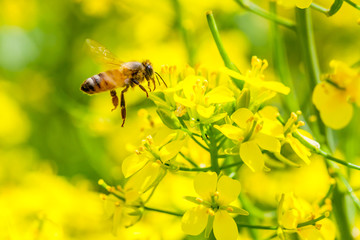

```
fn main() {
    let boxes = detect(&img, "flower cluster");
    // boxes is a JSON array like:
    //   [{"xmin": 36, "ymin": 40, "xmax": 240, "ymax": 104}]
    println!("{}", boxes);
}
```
[{"xmin": 96, "ymin": 56, "xmax": 340, "ymax": 240}]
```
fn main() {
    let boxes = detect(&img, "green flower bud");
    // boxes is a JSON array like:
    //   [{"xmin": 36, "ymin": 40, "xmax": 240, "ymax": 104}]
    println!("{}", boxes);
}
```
[
  {"xmin": 237, "ymin": 88, "xmax": 250, "ymax": 109},
  {"xmin": 156, "ymin": 108, "xmax": 182, "ymax": 129}
]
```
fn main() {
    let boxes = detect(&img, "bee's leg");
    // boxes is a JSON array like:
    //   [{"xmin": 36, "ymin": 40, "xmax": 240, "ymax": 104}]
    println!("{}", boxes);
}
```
[
  {"xmin": 120, "ymin": 85, "xmax": 129, "ymax": 127},
  {"xmin": 131, "ymin": 79, "xmax": 149, "ymax": 97},
  {"xmin": 151, "ymin": 78, "xmax": 156, "ymax": 91},
  {"xmin": 110, "ymin": 90, "xmax": 119, "ymax": 111},
  {"xmin": 147, "ymin": 78, "xmax": 152, "ymax": 92}
]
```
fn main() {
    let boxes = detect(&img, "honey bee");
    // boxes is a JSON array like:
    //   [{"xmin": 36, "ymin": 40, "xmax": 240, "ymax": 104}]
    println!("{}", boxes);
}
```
[{"xmin": 80, "ymin": 39, "xmax": 167, "ymax": 127}]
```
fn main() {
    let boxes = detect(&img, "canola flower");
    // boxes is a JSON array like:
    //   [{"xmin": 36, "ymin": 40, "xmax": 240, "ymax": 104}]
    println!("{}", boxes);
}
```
[
  {"xmin": 277, "ymin": 192, "xmax": 335, "ymax": 240},
  {"xmin": 313, "ymin": 60, "xmax": 360, "ymax": 129},
  {"xmin": 181, "ymin": 172, "xmax": 248, "ymax": 240},
  {"xmin": 215, "ymin": 107, "xmax": 282, "ymax": 172}
]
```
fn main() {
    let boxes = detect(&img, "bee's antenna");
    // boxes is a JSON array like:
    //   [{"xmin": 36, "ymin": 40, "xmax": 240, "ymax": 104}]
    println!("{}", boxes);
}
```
[{"xmin": 155, "ymin": 72, "xmax": 167, "ymax": 88}]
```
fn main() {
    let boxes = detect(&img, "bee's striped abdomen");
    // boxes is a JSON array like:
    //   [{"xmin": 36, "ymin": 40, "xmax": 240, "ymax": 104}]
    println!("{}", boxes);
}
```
[{"xmin": 81, "ymin": 70, "xmax": 123, "ymax": 94}]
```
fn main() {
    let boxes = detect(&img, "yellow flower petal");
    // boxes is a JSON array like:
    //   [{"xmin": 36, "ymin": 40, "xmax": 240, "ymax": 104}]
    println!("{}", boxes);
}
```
[
  {"xmin": 174, "ymin": 94, "xmax": 196, "ymax": 108},
  {"xmin": 258, "ymin": 80, "xmax": 290, "ymax": 95},
  {"xmin": 214, "ymin": 124, "xmax": 244, "ymax": 141},
  {"xmin": 181, "ymin": 205, "xmax": 209, "ymax": 235},
  {"xmin": 196, "ymin": 105, "xmax": 215, "ymax": 119},
  {"xmin": 287, "ymin": 136, "xmax": 311, "ymax": 165},
  {"xmin": 319, "ymin": 100, "xmax": 353, "ymax": 130},
  {"xmin": 221, "ymin": 67, "xmax": 290, "ymax": 95},
  {"xmin": 281, "ymin": 209, "xmax": 299, "ymax": 229},
  {"xmin": 213, "ymin": 210, "xmax": 238, "ymax": 240},
  {"xmin": 217, "ymin": 175, "xmax": 241, "ymax": 205},
  {"xmin": 255, "ymin": 133, "xmax": 281, "ymax": 153},
  {"xmin": 194, "ymin": 172, "xmax": 218, "ymax": 200},
  {"xmin": 182, "ymin": 75, "xmax": 198, "ymax": 100},
  {"xmin": 312, "ymin": 82, "xmax": 353, "ymax": 129},
  {"xmin": 240, "ymin": 141, "xmax": 264, "ymax": 172},
  {"xmin": 125, "ymin": 162, "xmax": 161, "ymax": 193},
  {"xmin": 122, "ymin": 154, "xmax": 148, "ymax": 178},
  {"xmin": 159, "ymin": 139, "xmax": 185, "ymax": 162},
  {"xmin": 205, "ymin": 86, "xmax": 235, "ymax": 104},
  {"xmin": 231, "ymin": 108, "xmax": 254, "ymax": 129}
]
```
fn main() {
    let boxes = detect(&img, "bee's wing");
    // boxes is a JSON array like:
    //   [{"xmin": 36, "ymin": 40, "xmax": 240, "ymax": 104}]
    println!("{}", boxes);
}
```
[{"xmin": 85, "ymin": 39, "xmax": 124, "ymax": 67}]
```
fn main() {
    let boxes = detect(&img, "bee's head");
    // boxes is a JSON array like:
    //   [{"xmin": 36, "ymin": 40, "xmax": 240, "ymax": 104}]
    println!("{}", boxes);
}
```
[{"xmin": 142, "ymin": 60, "xmax": 153, "ymax": 80}]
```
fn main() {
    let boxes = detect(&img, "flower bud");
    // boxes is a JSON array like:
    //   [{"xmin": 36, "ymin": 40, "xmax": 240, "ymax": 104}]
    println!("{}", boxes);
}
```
[
  {"xmin": 156, "ymin": 108, "xmax": 182, "ymax": 129},
  {"xmin": 237, "ymin": 88, "xmax": 250, "ymax": 108}
]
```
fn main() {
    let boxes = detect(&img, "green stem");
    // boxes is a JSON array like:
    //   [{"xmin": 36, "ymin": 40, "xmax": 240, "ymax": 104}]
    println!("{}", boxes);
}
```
[
  {"xmin": 178, "ymin": 166, "xmax": 211, "ymax": 172},
  {"xmin": 344, "ymin": 0, "xmax": 360, "ymax": 10},
  {"xmin": 297, "ymin": 214, "xmax": 327, "ymax": 227},
  {"xmin": 293, "ymin": 132, "xmax": 360, "ymax": 171},
  {"xmin": 334, "ymin": 166, "xmax": 360, "ymax": 210},
  {"xmin": 236, "ymin": 224, "xmax": 277, "ymax": 230},
  {"xmin": 172, "ymin": 0, "xmax": 195, "ymax": 66},
  {"xmin": 179, "ymin": 152, "xmax": 199, "ymax": 167},
  {"xmin": 237, "ymin": 213, "xmax": 329, "ymax": 231},
  {"xmin": 143, "ymin": 206, "xmax": 184, "ymax": 217},
  {"xmin": 295, "ymin": 8, "xmax": 326, "ymax": 145},
  {"xmin": 178, "ymin": 161, "xmax": 243, "ymax": 172},
  {"xmin": 181, "ymin": 127, "xmax": 210, "ymax": 152},
  {"xmin": 206, "ymin": 11, "xmax": 244, "ymax": 89},
  {"xmin": 234, "ymin": 0, "xmax": 296, "ymax": 30},
  {"xmin": 310, "ymin": 3, "xmax": 330, "ymax": 15},
  {"xmin": 331, "ymin": 184, "xmax": 354, "ymax": 240},
  {"xmin": 269, "ymin": 2, "xmax": 300, "ymax": 114},
  {"xmin": 209, "ymin": 127, "xmax": 220, "ymax": 174}
]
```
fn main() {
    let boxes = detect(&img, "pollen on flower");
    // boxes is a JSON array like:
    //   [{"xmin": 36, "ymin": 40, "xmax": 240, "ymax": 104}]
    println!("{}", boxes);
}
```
[
  {"xmin": 114, "ymin": 201, "xmax": 121, "ymax": 207},
  {"xmin": 227, "ymin": 206, "xmax": 234, "ymax": 212},
  {"xmin": 98, "ymin": 179, "xmax": 105, "ymax": 185},
  {"xmin": 100, "ymin": 193, "xmax": 107, "ymax": 200},
  {"xmin": 297, "ymin": 121, "xmax": 305, "ymax": 127},
  {"xmin": 175, "ymin": 103, "xmax": 187, "ymax": 117},
  {"xmin": 315, "ymin": 223, "xmax": 322, "ymax": 230},
  {"xmin": 246, "ymin": 116, "xmax": 255, "ymax": 123},
  {"xmin": 290, "ymin": 112, "xmax": 298, "ymax": 121},
  {"xmin": 146, "ymin": 135, "xmax": 154, "ymax": 145},
  {"xmin": 255, "ymin": 123, "xmax": 263, "ymax": 132},
  {"xmin": 195, "ymin": 197, "xmax": 204, "ymax": 203},
  {"xmin": 207, "ymin": 208, "xmax": 215, "ymax": 216},
  {"xmin": 213, "ymin": 191, "xmax": 220, "ymax": 197}
]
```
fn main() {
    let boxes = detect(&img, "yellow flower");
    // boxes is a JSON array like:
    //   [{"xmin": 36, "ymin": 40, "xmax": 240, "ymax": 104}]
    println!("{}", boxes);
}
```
[
  {"xmin": 181, "ymin": 172, "xmax": 248, "ymax": 240},
  {"xmin": 122, "ymin": 131, "xmax": 186, "ymax": 178},
  {"xmin": 215, "ymin": 107, "xmax": 281, "ymax": 172},
  {"xmin": 277, "ymin": 193, "xmax": 335, "ymax": 240},
  {"xmin": 279, "ymin": 111, "xmax": 320, "ymax": 166},
  {"xmin": 222, "ymin": 56, "xmax": 290, "ymax": 106},
  {"xmin": 312, "ymin": 60, "xmax": 360, "ymax": 129},
  {"xmin": 174, "ymin": 75, "xmax": 234, "ymax": 124}
]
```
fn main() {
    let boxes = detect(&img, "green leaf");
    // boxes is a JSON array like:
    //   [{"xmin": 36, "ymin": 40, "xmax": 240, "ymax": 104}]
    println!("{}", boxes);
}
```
[{"xmin": 328, "ymin": 0, "xmax": 343, "ymax": 16}]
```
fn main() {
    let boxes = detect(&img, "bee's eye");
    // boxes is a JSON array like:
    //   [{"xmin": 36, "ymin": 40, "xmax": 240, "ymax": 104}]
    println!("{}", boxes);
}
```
[{"xmin": 146, "ymin": 65, "xmax": 153, "ymax": 74}]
